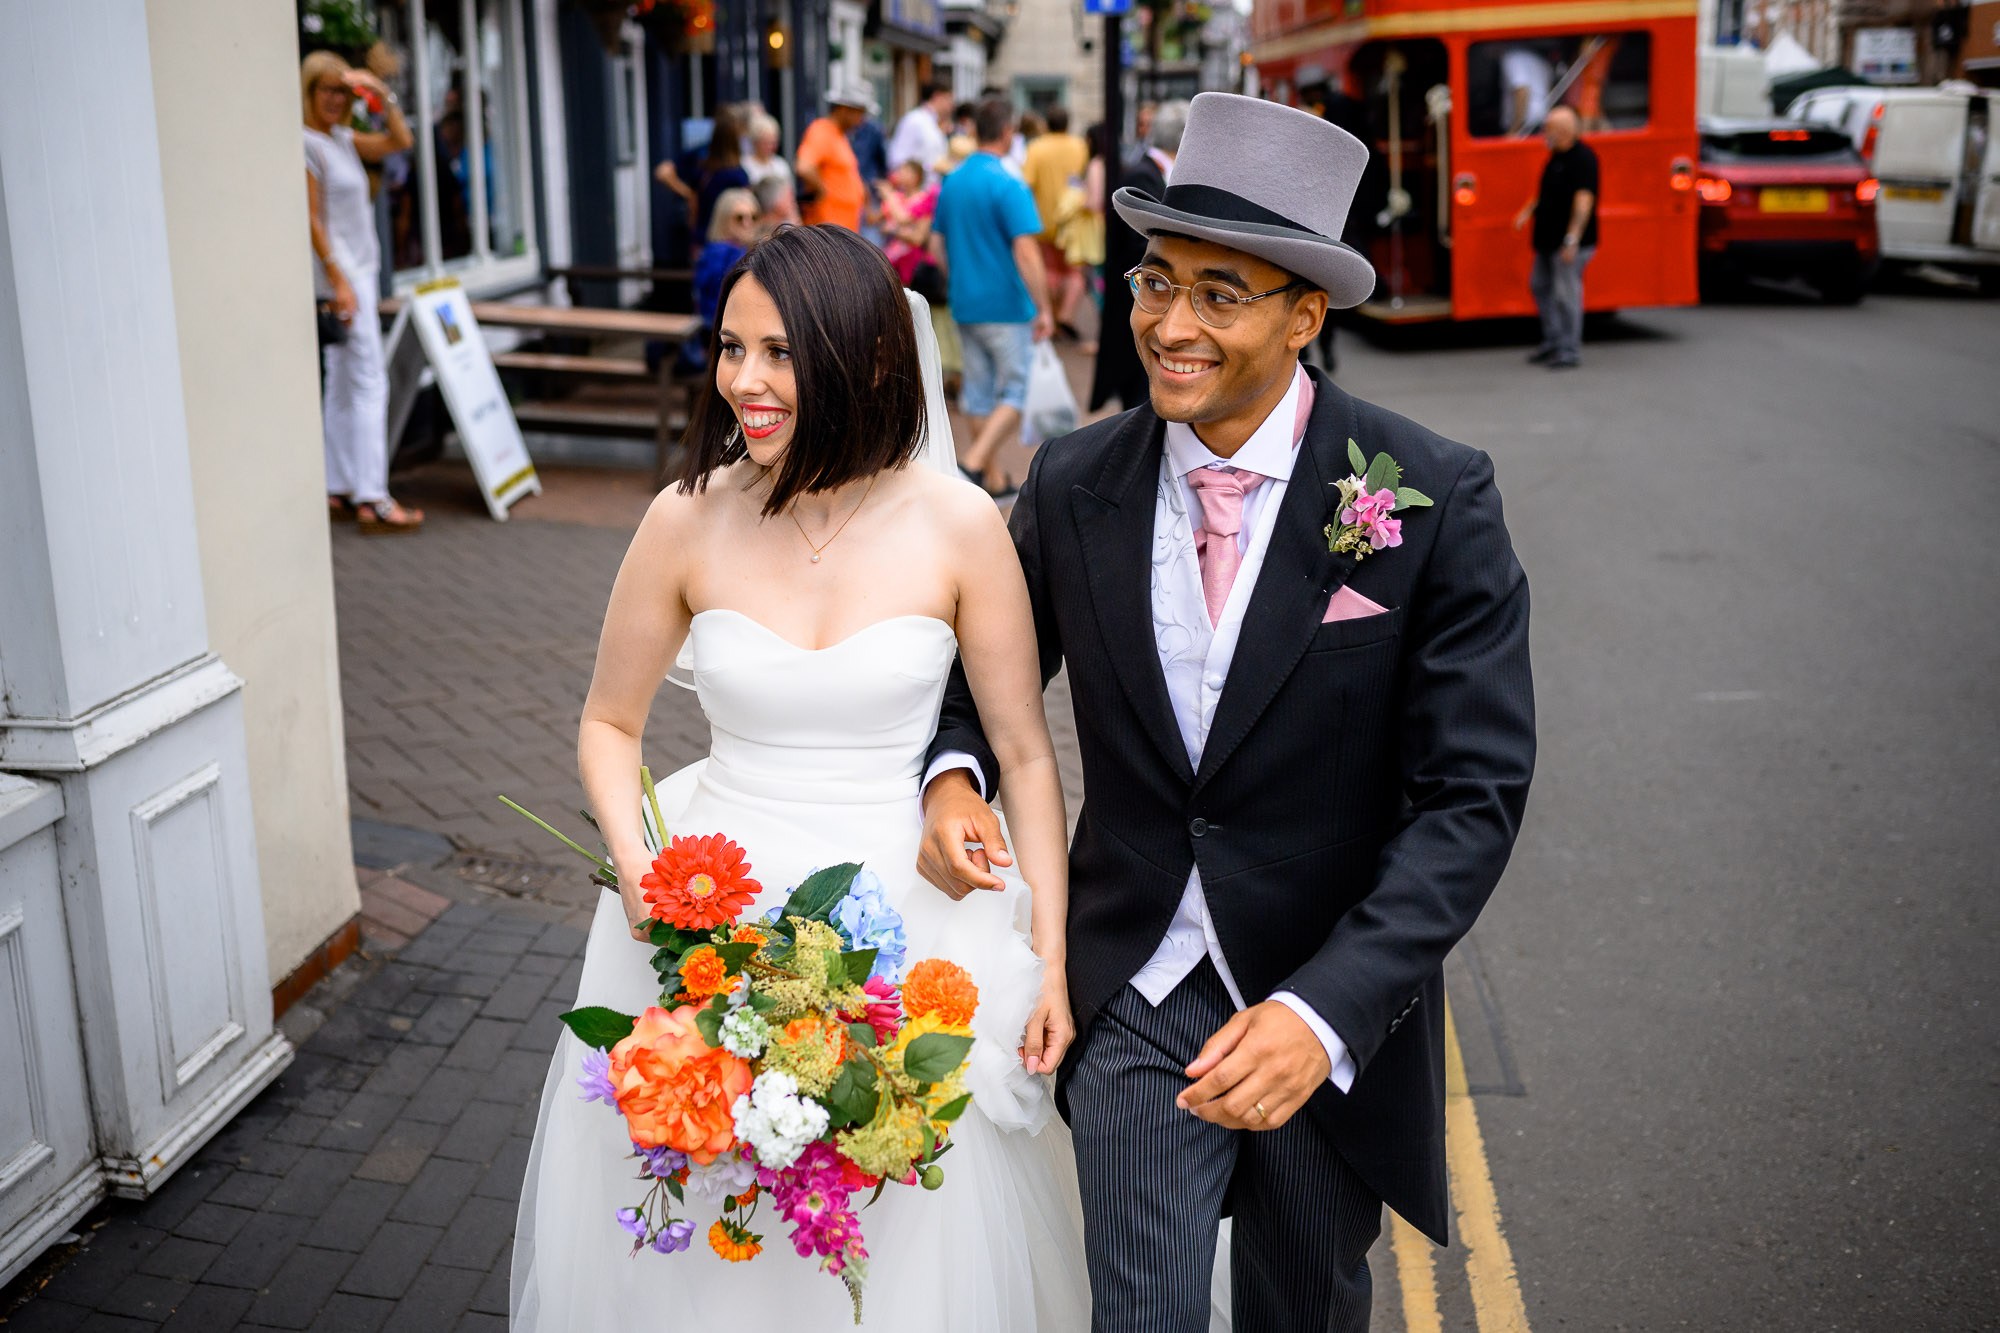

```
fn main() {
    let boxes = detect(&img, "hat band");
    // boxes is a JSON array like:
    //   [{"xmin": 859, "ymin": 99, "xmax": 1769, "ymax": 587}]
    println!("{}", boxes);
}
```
[{"xmin": 1160, "ymin": 183, "xmax": 1322, "ymax": 239}]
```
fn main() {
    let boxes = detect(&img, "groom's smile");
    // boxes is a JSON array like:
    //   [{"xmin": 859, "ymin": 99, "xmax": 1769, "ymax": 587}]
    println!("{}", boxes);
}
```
[{"xmin": 1133, "ymin": 234, "xmax": 1327, "ymax": 455}]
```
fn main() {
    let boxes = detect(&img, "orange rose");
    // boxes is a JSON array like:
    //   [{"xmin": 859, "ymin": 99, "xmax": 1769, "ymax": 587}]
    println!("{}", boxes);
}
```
[{"xmin": 608, "ymin": 1005, "xmax": 753, "ymax": 1164}]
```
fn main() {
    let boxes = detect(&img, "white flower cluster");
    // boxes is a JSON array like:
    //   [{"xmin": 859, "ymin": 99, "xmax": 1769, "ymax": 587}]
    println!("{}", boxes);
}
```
[
  {"xmin": 683, "ymin": 1146, "xmax": 760, "ymax": 1201},
  {"xmin": 718, "ymin": 1007, "xmax": 772, "ymax": 1059},
  {"xmin": 731, "ymin": 1070, "xmax": 828, "ymax": 1170}
]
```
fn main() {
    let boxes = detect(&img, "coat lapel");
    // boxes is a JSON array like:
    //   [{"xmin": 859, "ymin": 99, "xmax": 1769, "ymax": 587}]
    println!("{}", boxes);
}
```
[
  {"xmin": 1194, "ymin": 369, "xmax": 1360, "ymax": 791},
  {"xmin": 1070, "ymin": 408, "xmax": 1197, "ymax": 788}
]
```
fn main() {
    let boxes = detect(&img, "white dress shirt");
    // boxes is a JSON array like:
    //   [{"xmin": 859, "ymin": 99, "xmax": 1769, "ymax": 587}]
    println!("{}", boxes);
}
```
[
  {"xmin": 888, "ymin": 106, "xmax": 949, "ymax": 181},
  {"xmin": 927, "ymin": 365, "xmax": 1356, "ymax": 1093}
]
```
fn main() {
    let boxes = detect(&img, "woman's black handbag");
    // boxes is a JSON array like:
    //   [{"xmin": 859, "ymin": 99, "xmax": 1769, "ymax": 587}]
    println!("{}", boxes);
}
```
[{"xmin": 317, "ymin": 301, "xmax": 349, "ymax": 348}]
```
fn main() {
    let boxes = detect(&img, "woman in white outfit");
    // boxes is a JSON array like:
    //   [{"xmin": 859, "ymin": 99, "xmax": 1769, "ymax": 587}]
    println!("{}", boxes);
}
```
[
  {"xmin": 512, "ymin": 224, "xmax": 1093, "ymax": 1330},
  {"xmin": 301, "ymin": 51, "xmax": 423, "ymax": 534}
]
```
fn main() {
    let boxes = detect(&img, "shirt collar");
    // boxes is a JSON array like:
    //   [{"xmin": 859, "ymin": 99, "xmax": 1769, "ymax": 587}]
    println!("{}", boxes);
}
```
[{"xmin": 1163, "ymin": 364, "xmax": 1308, "ymax": 483}]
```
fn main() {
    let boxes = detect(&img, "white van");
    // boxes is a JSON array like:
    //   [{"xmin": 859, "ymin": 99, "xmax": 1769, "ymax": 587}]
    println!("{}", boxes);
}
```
[{"xmin": 1789, "ymin": 83, "xmax": 2000, "ymax": 286}]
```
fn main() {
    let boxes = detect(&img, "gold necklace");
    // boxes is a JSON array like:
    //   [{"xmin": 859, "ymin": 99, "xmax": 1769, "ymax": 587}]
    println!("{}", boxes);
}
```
[{"xmin": 788, "ymin": 473, "xmax": 878, "ymax": 564}]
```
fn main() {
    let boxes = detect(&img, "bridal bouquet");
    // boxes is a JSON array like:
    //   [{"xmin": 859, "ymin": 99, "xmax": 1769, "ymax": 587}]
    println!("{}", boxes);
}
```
[{"xmin": 500, "ymin": 771, "xmax": 977, "ymax": 1320}]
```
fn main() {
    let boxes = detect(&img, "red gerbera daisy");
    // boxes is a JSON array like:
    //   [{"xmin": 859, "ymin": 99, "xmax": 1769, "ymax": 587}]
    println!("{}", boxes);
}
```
[{"xmin": 641, "ymin": 833, "xmax": 761, "ymax": 930}]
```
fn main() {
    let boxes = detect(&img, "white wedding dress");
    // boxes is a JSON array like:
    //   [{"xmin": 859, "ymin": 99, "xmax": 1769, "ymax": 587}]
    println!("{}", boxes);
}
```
[{"xmin": 510, "ymin": 606, "xmax": 1094, "ymax": 1330}]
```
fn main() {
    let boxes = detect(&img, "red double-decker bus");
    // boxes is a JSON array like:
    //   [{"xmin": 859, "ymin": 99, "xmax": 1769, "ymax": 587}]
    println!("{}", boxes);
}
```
[{"xmin": 1249, "ymin": 0, "xmax": 1700, "ymax": 321}]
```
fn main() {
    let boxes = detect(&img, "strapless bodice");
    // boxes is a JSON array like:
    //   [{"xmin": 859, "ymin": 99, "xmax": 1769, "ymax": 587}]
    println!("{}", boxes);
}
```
[{"xmin": 686, "ymin": 609, "xmax": 959, "ymax": 804}]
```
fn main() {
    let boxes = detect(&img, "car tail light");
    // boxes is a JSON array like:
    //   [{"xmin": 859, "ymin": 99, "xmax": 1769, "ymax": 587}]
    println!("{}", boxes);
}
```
[
  {"xmin": 1857, "ymin": 177, "xmax": 1880, "ymax": 203},
  {"xmin": 1453, "ymin": 172, "xmax": 1477, "ymax": 206},
  {"xmin": 1861, "ymin": 103, "xmax": 1883, "ymax": 160},
  {"xmin": 1695, "ymin": 175, "xmax": 1733, "ymax": 204},
  {"xmin": 1670, "ymin": 157, "xmax": 1694, "ymax": 192},
  {"xmin": 1769, "ymin": 129, "xmax": 1810, "ymax": 142}
]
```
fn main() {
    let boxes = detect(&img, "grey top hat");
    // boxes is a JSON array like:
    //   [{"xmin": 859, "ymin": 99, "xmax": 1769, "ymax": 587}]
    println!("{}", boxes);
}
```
[
  {"xmin": 1112, "ymin": 92, "xmax": 1377, "ymax": 309},
  {"xmin": 826, "ymin": 79, "xmax": 878, "ymax": 116}
]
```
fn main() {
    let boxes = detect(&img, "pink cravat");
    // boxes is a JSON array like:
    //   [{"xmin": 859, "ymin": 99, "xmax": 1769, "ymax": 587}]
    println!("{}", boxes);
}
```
[{"xmin": 1189, "ymin": 468, "xmax": 1268, "ymax": 627}]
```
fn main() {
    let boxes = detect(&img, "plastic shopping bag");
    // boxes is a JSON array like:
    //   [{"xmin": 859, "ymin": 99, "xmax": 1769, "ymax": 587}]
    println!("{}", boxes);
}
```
[{"xmin": 1021, "ymin": 342, "xmax": 1080, "ymax": 446}]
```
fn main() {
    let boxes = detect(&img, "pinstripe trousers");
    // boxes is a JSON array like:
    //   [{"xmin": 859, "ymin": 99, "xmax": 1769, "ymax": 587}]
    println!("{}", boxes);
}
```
[{"xmin": 1068, "ymin": 960, "xmax": 1382, "ymax": 1332}]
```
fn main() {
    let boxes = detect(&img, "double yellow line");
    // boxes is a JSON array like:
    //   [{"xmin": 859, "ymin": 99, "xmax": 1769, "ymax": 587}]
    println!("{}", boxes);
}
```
[{"xmin": 1391, "ymin": 1002, "xmax": 1532, "ymax": 1333}]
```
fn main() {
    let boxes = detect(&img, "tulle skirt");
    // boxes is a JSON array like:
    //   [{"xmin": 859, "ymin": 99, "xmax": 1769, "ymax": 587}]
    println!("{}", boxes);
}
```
[{"xmin": 510, "ymin": 759, "xmax": 1093, "ymax": 1331}]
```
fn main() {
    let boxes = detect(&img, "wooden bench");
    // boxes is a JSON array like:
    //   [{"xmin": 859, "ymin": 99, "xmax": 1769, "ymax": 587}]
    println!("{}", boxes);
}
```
[{"xmin": 385, "ymin": 295, "xmax": 700, "ymax": 482}]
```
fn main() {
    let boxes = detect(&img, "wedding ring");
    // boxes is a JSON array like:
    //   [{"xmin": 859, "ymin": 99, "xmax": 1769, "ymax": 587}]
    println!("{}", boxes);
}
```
[{"xmin": 1252, "ymin": 1101, "xmax": 1268, "ymax": 1123}]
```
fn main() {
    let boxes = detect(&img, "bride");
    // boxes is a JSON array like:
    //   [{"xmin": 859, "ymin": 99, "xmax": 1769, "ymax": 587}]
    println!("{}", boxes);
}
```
[{"xmin": 510, "ymin": 224, "xmax": 1092, "ymax": 1330}]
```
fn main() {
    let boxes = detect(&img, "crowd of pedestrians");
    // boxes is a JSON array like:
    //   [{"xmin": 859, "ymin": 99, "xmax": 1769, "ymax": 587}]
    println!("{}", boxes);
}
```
[{"xmin": 660, "ymin": 78, "xmax": 1116, "ymax": 496}]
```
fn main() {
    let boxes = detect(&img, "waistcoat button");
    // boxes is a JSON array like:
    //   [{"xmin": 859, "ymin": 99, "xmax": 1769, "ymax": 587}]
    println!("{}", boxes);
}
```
[{"xmin": 1189, "ymin": 818, "xmax": 1208, "ymax": 837}]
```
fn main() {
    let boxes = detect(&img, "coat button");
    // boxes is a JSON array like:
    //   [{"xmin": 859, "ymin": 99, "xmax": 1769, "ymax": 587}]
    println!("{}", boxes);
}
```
[{"xmin": 1189, "ymin": 818, "xmax": 1209, "ymax": 837}]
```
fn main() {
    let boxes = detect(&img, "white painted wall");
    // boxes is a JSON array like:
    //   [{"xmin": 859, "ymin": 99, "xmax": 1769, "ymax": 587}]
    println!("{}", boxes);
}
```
[
  {"xmin": 144, "ymin": 0, "xmax": 360, "ymax": 983},
  {"xmin": 986, "ymin": 0, "xmax": 1105, "ymax": 124}
]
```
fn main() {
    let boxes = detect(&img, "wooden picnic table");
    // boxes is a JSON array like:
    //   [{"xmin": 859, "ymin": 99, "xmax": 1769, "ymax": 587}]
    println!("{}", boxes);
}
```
[{"xmin": 382, "ymin": 296, "xmax": 700, "ymax": 482}]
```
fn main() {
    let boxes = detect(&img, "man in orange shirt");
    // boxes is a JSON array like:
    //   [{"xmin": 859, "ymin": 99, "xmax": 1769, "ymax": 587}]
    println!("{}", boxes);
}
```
[{"xmin": 797, "ymin": 82, "xmax": 873, "ymax": 232}]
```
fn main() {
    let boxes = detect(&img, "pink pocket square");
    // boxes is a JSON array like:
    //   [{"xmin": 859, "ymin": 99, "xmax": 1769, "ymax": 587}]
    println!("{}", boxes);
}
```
[{"xmin": 1323, "ymin": 587, "xmax": 1390, "ymax": 623}]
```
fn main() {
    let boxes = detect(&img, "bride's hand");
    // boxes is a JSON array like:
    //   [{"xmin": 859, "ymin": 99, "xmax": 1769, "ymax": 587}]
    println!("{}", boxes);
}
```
[
  {"xmin": 614, "ymin": 855, "xmax": 655, "ymax": 942},
  {"xmin": 1019, "ymin": 976, "xmax": 1074, "ymax": 1075}
]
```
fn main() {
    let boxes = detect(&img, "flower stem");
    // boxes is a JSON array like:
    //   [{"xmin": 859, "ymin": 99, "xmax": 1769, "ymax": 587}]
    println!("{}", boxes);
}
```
[
  {"xmin": 640, "ymin": 766, "xmax": 668, "ymax": 855},
  {"xmin": 497, "ymin": 796, "xmax": 614, "ymax": 875}
]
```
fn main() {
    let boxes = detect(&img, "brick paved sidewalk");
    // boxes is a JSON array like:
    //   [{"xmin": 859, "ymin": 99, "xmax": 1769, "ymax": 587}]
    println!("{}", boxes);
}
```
[{"xmin": 1, "ymin": 884, "xmax": 585, "ymax": 1332}]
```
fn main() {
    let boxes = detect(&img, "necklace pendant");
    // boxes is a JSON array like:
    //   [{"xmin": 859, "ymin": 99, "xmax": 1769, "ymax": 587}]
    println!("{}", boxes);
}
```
[{"xmin": 810, "ymin": 553, "xmax": 821, "ymax": 564}]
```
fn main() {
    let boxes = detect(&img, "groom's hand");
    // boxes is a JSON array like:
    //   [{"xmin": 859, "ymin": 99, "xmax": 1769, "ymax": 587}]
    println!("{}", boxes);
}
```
[
  {"xmin": 917, "ymin": 770, "xmax": 1014, "ymax": 901},
  {"xmin": 1177, "ymin": 1001, "xmax": 1332, "ymax": 1131}
]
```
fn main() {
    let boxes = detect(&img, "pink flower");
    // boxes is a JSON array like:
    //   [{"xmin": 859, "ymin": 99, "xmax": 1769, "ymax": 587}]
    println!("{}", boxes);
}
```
[
  {"xmin": 1340, "ymin": 484, "xmax": 1397, "ymax": 528},
  {"xmin": 1368, "ymin": 516, "xmax": 1403, "ymax": 550},
  {"xmin": 841, "ymin": 974, "xmax": 903, "ymax": 1048},
  {"xmin": 761, "ymin": 1142, "xmax": 865, "ymax": 1270}
]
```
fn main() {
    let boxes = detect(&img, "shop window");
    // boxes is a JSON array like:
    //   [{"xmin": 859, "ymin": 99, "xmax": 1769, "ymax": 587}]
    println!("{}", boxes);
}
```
[
  {"xmin": 376, "ymin": 0, "xmax": 539, "ymax": 291},
  {"xmin": 1466, "ymin": 33, "xmax": 1652, "ymax": 139}
]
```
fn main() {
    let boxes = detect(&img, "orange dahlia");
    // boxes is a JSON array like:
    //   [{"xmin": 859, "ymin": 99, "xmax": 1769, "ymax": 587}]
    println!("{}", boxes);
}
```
[
  {"xmin": 677, "ymin": 946, "xmax": 730, "ymax": 1001},
  {"xmin": 708, "ymin": 1218, "xmax": 762, "ymax": 1262},
  {"xmin": 901, "ymin": 958, "xmax": 979, "ymax": 1028},
  {"xmin": 729, "ymin": 924, "xmax": 768, "ymax": 949},
  {"xmin": 642, "ymin": 833, "xmax": 761, "ymax": 931}
]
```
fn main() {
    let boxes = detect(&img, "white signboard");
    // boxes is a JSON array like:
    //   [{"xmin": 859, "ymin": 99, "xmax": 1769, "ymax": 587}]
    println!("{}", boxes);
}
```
[
  {"xmin": 1853, "ymin": 27, "xmax": 1918, "ymax": 84},
  {"xmin": 409, "ymin": 279, "xmax": 539, "ymax": 520}
]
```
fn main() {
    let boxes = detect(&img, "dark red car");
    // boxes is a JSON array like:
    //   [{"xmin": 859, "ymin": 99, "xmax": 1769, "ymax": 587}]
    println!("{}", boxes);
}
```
[{"xmin": 1696, "ymin": 118, "xmax": 1880, "ymax": 303}]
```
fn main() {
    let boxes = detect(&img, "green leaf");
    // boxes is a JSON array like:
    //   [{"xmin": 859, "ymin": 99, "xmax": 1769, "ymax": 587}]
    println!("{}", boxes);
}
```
[
  {"xmin": 903, "ymin": 1032, "xmax": 975, "ymax": 1084},
  {"xmin": 1363, "ymin": 451, "xmax": 1400, "ymax": 495},
  {"xmin": 841, "ymin": 948, "xmax": 879, "ymax": 986},
  {"xmin": 708, "ymin": 992, "xmax": 731, "ymax": 1013},
  {"xmin": 558, "ymin": 1006, "xmax": 637, "ymax": 1050},
  {"xmin": 747, "ymin": 991, "xmax": 781, "ymax": 1014},
  {"xmin": 715, "ymin": 941, "xmax": 759, "ymax": 975},
  {"xmin": 1393, "ymin": 486, "xmax": 1433, "ymax": 510},
  {"xmin": 648, "ymin": 920, "xmax": 703, "ymax": 952},
  {"xmin": 931, "ymin": 1092, "xmax": 972, "ymax": 1123},
  {"xmin": 1346, "ymin": 438, "xmax": 1367, "ymax": 476},
  {"xmin": 650, "ymin": 947, "xmax": 681, "ymax": 983},
  {"xmin": 825, "ymin": 948, "xmax": 849, "ymax": 984},
  {"xmin": 693, "ymin": 1006, "xmax": 724, "ymax": 1048},
  {"xmin": 780, "ymin": 863, "xmax": 863, "ymax": 924},
  {"xmin": 665, "ymin": 1177, "xmax": 684, "ymax": 1203},
  {"xmin": 722, "ymin": 1195, "xmax": 737, "ymax": 1213},
  {"xmin": 822, "ymin": 1057, "xmax": 880, "ymax": 1127},
  {"xmin": 847, "ymin": 1021, "xmax": 879, "ymax": 1049},
  {"xmin": 865, "ymin": 1177, "xmax": 889, "ymax": 1209}
]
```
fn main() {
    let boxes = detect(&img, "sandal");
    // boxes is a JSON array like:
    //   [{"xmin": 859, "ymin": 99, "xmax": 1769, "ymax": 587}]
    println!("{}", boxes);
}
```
[
  {"xmin": 356, "ymin": 498, "xmax": 424, "ymax": 534},
  {"xmin": 328, "ymin": 495, "xmax": 357, "ymax": 522}
]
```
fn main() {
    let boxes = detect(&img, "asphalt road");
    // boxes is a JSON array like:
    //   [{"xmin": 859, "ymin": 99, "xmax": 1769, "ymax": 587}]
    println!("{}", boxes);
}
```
[{"xmin": 1330, "ymin": 287, "xmax": 1998, "ymax": 1331}]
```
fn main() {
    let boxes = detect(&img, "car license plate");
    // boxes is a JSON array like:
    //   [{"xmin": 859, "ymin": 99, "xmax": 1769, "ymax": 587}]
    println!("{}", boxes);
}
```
[
  {"xmin": 1882, "ymin": 185, "xmax": 1946, "ymax": 203},
  {"xmin": 1759, "ymin": 188, "xmax": 1830, "ymax": 213}
]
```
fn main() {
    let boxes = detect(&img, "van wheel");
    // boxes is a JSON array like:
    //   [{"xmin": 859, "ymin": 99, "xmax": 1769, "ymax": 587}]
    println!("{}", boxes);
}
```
[{"xmin": 1978, "ymin": 269, "xmax": 2000, "ymax": 299}]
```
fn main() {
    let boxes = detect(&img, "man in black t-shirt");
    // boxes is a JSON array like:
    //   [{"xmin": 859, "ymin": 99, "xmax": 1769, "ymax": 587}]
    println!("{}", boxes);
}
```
[{"xmin": 1512, "ymin": 105, "xmax": 1598, "ymax": 369}]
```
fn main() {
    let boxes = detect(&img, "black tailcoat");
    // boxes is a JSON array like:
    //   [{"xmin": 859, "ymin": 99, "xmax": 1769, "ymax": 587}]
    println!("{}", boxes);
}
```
[{"xmin": 929, "ymin": 367, "xmax": 1536, "ymax": 1242}]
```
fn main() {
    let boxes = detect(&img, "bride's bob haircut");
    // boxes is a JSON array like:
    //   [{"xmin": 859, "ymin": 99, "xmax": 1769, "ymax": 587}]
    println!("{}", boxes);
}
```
[{"xmin": 678, "ymin": 224, "xmax": 927, "ymax": 517}]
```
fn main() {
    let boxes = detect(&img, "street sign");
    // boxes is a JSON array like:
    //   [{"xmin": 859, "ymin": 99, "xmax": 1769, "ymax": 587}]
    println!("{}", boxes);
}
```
[
  {"xmin": 408, "ymin": 279, "xmax": 540, "ymax": 521},
  {"xmin": 1084, "ymin": 0, "xmax": 1132, "ymax": 14}
]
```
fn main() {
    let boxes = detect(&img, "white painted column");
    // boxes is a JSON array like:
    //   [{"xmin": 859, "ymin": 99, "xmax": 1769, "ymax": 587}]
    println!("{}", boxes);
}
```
[{"xmin": 0, "ymin": 1, "xmax": 290, "ymax": 1278}]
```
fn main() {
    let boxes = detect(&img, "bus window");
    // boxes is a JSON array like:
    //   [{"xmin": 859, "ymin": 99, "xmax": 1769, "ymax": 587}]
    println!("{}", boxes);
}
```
[{"xmin": 1467, "ymin": 33, "xmax": 1652, "ymax": 138}]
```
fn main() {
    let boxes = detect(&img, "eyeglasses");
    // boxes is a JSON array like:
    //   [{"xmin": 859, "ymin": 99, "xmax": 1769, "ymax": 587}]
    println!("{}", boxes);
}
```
[{"xmin": 1124, "ymin": 265, "xmax": 1305, "ymax": 329}]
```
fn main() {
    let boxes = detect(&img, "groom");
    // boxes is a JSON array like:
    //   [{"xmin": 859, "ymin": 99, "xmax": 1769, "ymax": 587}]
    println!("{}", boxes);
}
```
[{"xmin": 918, "ymin": 93, "xmax": 1535, "ymax": 1331}]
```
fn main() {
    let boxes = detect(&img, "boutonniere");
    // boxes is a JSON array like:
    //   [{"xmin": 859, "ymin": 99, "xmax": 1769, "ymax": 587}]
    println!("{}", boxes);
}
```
[{"xmin": 1325, "ymin": 439, "xmax": 1433, "ymax": 560}]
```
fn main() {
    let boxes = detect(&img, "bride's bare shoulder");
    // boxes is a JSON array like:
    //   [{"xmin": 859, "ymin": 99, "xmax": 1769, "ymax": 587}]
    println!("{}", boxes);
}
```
[
  {"xmin": 637, "ymin": 461, "xmax": 758, "ymax": 542},
  {"xmin": 904, "ymin": 463, "xmax": 1009, "ymax": 540}
]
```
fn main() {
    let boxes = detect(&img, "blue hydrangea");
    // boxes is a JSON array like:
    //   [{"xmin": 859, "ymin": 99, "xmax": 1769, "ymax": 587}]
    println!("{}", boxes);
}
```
[{"xmin": 831, "ymin": 869, "xmax": 907, "ymax": 983}]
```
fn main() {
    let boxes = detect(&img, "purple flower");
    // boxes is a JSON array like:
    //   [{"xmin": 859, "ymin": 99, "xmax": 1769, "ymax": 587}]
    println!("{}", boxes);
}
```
[
  {"xmin": 616, "ymin": 1206, "xmax": 647, "ymax": 1239},
  {"xmin": 577, "ymin": 1049, "xmax": 617, "ymax": 1106},
  {"xmin": 650, "ymin": 1218, "xmax": 695, "ymax": 1253},
  {"xmin": 636, "ymin": 1144, "xmax": 689, "ymax": 1179}
]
